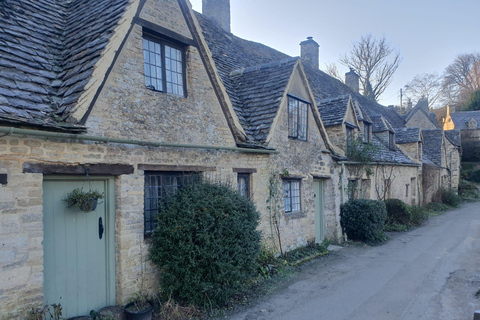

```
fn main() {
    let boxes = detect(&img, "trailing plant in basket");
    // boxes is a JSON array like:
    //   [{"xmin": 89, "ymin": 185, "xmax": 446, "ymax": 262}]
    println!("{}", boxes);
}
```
[{"xmin": 64, "ymin": 188, "xmax": 104, "ymax": 212}]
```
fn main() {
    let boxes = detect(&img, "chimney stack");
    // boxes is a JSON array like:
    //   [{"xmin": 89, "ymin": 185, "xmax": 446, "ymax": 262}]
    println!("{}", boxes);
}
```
[
  {"xmin": 345, "ymin": 67, "xmax": 359, "ymax": 93},
  {"xmin": 202, "ymin": 0, "xmax": 231, "ymax": 33},
  {"xmin": 407, "ymin": 98, "xmax": 412, "ymax": 111},
  {"xmin": 300, "ymin": 37, "xmax": 319, "ymax": 70}
]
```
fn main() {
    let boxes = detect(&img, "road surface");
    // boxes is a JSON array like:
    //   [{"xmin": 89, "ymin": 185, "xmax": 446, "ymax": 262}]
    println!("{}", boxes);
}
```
[{"xmin": 229, "ymin": 202, "xmax": 480, "ymax": 320}]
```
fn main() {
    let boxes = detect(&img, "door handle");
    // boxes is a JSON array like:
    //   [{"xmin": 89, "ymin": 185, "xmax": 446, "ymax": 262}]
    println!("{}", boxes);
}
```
[{"xmin": 98, "ymin": 217, "xmax": 104, "ymax": 239}]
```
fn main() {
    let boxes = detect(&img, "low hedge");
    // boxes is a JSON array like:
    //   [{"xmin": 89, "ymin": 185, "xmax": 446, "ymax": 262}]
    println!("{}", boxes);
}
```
[
  {"xmin": 340, "ymin": 199, "xmax": 387, "ymax": 244},
  {"xmin": 385, "ymin": 199, "xmax": 411, "ymax": 225}
]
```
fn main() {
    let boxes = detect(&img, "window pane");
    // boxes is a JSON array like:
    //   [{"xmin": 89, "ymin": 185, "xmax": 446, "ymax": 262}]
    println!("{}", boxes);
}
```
[
  {"xmin": 283, "ymin": 181, "xmax": 291, "ymax": 212},
  {"xmin": 154, "ymin": 42, "xmax": 161, "ymax": 53},
  {"xmin": 155, "ymin": 54, "xmax": 161, "ymax": 67},
  {"xmin": 143, "ymin": 39, "xmax": 149, "ymax": 50},
  {"xmin": 156, "ymin": 80, "xmax": 163, "ymax": 92}
]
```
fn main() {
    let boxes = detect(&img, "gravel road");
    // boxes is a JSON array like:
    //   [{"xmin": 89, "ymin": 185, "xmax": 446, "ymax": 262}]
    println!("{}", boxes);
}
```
[{"xmin": 228, "ymin": 202, "xmax": 480, "ymax": 320}]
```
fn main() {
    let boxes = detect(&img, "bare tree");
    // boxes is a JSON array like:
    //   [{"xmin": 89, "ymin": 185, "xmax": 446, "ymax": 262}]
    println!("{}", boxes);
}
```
[
  {"xmin": 324, "ymin": 62, "xmax": 343, "ymax": 82},
  {"xmin": 403, "ymin": 73, "xmax": 444, "ymax": 109},
  {"xmin": 340, "ymin": 34, "xmax": 402, "ymax": 102},
  {"xmin": 443, "ymin": 52, "xmax": 480, "ymax": 107}
]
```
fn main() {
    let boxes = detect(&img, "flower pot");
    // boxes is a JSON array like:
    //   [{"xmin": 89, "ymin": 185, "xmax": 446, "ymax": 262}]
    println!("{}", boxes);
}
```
[{"xmin": 125, "ymin": 302, "xmax": 152, "ymax": 320}]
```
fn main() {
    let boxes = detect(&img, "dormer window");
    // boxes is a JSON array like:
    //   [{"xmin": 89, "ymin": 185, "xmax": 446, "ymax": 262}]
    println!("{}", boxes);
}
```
[
  {"xmin": 389, "ymin": 132, "xmax": 395, "ymax": 150},
  {"xmin": 143, "ymin": 35, "xmax": 185, "ymax": 96},
  {"xmin": 288, "ymin": 96, "xmax": 308, "ymax": 141}
]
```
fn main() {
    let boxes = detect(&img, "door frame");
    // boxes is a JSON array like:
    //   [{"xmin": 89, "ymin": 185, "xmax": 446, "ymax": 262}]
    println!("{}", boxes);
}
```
[
  {"xmin": 42, "ymin": 175, "xmax": 116, "ymax": 310},
  {"xmin": 313, "ymin": 179, "xmax": 325, "ymax": 244}
]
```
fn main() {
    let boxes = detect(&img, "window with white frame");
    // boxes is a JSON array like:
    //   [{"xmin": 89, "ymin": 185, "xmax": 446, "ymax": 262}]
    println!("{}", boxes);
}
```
[
  {"xmin": 283, "ymin": 179, "xmax": 301, "ymax": 212},
  {"xmin": 143, "ymin": 35, "xmax": 185, "ymax": 96},
  {"xmin": 288, "ymin": 96, "xmax": 308, "ymax": 140}
]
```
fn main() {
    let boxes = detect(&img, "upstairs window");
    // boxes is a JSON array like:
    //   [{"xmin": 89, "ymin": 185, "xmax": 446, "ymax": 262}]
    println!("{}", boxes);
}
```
[
  {"xmin": 363, "ymin": 123, "xmax": 371, "ymax": 143},
  {"xmin": 288, "ymin": 96, "xmax": 308, "ymax": 141},
  {"xmin": 283, "ymin": 179, "xmax": 301, "ymax": 213},
  {"xmin": 143, "ymin": 36, "xmax": 185, "ymax": 96},
  {"xmin": 389, "ymin": 132, "xmax": 395, "ymax": 150}
]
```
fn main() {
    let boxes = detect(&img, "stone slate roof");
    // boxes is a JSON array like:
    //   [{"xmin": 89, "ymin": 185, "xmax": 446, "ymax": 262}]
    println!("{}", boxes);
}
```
[
  {"xmin": 371, "ymin": 115, "xmax": 395, "ymax": 133},
  {"xmin": 301, "ymin": 63, "xmax": 406, "ymax": 129},
  {"xmin": 451, "ymin": 111, "xmax": 480, "ymax": 129},
  {"xmin": 422, "ymin": 129, "xmax": 444, "ymax": 167},
  {"xmin": 395, "ymin": 127, "xmax": 421, "ymax": 144},
  {"xmin": 364, "ymin": 134, "xmax": 416, "ymax": 165},
  {"xmin": 196, "ymin": 11, "xmax": 407, "ymax": 143},
  {"xmin": 0, "ymin": 0, "xmax": 130, "ymax": 131},
  {"xmin": 353, "ymin": 99, "xmax": 372, "ymax": 124},
  {"xmin": 229, "ymin": 58, "xmax": 297, "ymax": 142},
  {"xmin": 404, "ymin": 101, "xmax": 440, "ymax": 129},
  {"xmin": 444, "ymin": 129, "xmax": 461, "ymax": 147},
  {"xmin": 317, "ymin": 95, "xmax": 351, "ymax": 127}
]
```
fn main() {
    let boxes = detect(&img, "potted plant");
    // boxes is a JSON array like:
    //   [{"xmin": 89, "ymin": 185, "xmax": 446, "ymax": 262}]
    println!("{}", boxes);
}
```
[
  {"xmin": 125, "ymin": 291, "xmax": 153, "ymax": 320},
  {"xmin": 64, "ymin": 188, "xmax": 104, "ymax": 212}
]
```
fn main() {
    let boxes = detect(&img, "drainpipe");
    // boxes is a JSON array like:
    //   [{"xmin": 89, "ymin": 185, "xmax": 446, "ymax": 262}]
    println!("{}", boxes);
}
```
[
  {"xmin": 340, "ymin": 162, "xmax": 347, "ymax": 204},
  {"xmin": 0, "ymin": 126, "xmax": 278, "ymax": 154}
]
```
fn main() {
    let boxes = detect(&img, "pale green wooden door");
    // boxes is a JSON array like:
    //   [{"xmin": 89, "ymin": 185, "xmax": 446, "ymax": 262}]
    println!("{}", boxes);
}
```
[
  {"xmin": 43, "ymin": 177, "xmax": 115, "ymax": 318},
  {"xmin": 314, "ymin": 180, "xmax": 325, "ymax": 244}
]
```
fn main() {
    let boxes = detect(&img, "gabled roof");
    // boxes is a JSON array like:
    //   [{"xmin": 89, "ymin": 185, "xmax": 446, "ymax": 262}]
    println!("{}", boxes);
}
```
[
  {"xmin": 354, "ymin": 134, "xmax": 416, "ymax": 165},
  {"xmin": 444, "ymin": 129, "xmax": 461, "ymax": 147},
  {"xmin": 451, "ymin": 111, "xmax": 480, "ymax": 129},
  {"xmin": 229, "ymin": 58, "xmax": 298, "ymax": 142},
  {"xmin": 395, "ymin": 127, "xmax": 421, "ymax": 144},
  {"xmin": 317, "ymin": 95, "xmax": 351, "ymax": 127},
  {"xmin": 353, "ymin": 99, "xmax": 372, "ymax": 124},
  {"xmin": 196, "ymin": 10, "xmax": 407, "ymax": 139},
  {"xmin": 0, "ymin": 0, "xmax": 131, "ymax": 131},
  {"xmin": 371, "ymin": 115, "xmax": 395, "ymax": 133},
  {"xmin": 405, "ymin": 100, "xmax": 440, "ymax": 129},
  {"xmin": 422, "ymin": 129, "xmax": 444, "ymax": 166}
]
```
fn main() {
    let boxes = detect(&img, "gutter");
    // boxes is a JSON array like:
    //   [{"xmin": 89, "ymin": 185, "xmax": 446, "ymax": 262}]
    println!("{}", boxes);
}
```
[{"xmin": 0, "ymin": 127, "xmax": 279, "ymax": 155}]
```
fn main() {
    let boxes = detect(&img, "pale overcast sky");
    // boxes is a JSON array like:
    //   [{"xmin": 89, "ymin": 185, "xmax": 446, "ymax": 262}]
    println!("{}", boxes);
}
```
[{"xmin": 189, "ymin": 0, "xmax": 480, "ymax": 107}]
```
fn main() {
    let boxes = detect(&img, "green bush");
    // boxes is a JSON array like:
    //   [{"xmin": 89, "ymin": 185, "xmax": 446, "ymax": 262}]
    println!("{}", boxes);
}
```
[
  {"xmin": 150, "ymin": 179, "xmax": 261, "ymax": 308},
  {"xmin": 409, "ymin": 206, "xmax": 429, "ymax": 225},
  {"xmin": 385, "ymin": 199, "xmax": 411, "ymax": 225},
  {"xmin": 469, "ymin": 170, "xmax": 480, "ymax": 183},
  {"xmin": 458, "ymin": 179, "xmax": 480, "ymax": 201},
  {"xmin": 426, "ymin": 202, "xmax": 449, "ymax": 212},
  {"xmin": 340, "ymin": 199, "xmax": 387, "ymax": 244},
  {"xmin": 441, "ymin": 188, "xmax": 461, "ymax": 207}
]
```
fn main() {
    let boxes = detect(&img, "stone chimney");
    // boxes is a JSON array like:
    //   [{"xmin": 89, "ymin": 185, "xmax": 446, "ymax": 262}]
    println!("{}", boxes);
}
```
[
  {"xmin": 300, "ymin": 37, "xmax": 319, "ymax": 70},
  {"xmin": 407, "ymin": 98, "xmax": 412, "ymax": 111},
  {"xmin": 345, "ymin": 67, "xmax": 359, "ymax": 93},
  {"xmin": 202, "ymin": 0, "xmax": 231, "ymax": 33}
]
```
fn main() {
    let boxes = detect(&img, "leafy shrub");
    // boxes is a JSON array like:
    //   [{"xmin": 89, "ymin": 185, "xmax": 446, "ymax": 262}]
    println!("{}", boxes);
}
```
[
  {"xmin": 385, "ymin": 199, "xmax": 411, "ymax": 225},
  {"xmin": 150, "ymin": 179, "xmax": 261, "ymax": 308},
  {"xmin": 426, "ymin": 202, "xmax": 449, "ymax": 212},
  {"xmin": 469, "ymin": 170, "xmax": 480, "ymax": 183},
  {"xmin": 409, "ymin": 206, "xmax": 429, "ymax": 225},
  {"xmin": 340, "ymin": 199, "xmax": 387, "ymax": 244},
  {"xmin": 441, "ymin": 188, "xmax": 461, "ymax": 207},
  {"xmin": 458, "ymin": 179, "xmax": 480, "ymax": 201}
]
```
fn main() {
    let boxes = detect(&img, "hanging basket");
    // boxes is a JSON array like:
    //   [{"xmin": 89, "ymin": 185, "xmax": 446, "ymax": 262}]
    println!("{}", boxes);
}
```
[{"xmin": 64, "ymin": 188, "xmax": 104, "ymax": 213}]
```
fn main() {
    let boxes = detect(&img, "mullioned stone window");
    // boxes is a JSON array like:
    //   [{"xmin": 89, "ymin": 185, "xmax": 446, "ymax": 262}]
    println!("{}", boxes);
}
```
[
  {"xmin": 288, "ymin": 96, "xmax": 308, "ymax": 141},
  {"xmin": 143, "ymin": 35, "xmax": 185, "ymax": 96},
  {"xmin": 143, "ymin": 172, "xmax": 197, "ymax": 236}
]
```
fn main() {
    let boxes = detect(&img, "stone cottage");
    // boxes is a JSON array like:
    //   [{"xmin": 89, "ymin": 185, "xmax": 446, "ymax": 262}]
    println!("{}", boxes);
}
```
[{"xmin": 447, "ymin": 109, "xmax": 480, "ymax": 161}]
